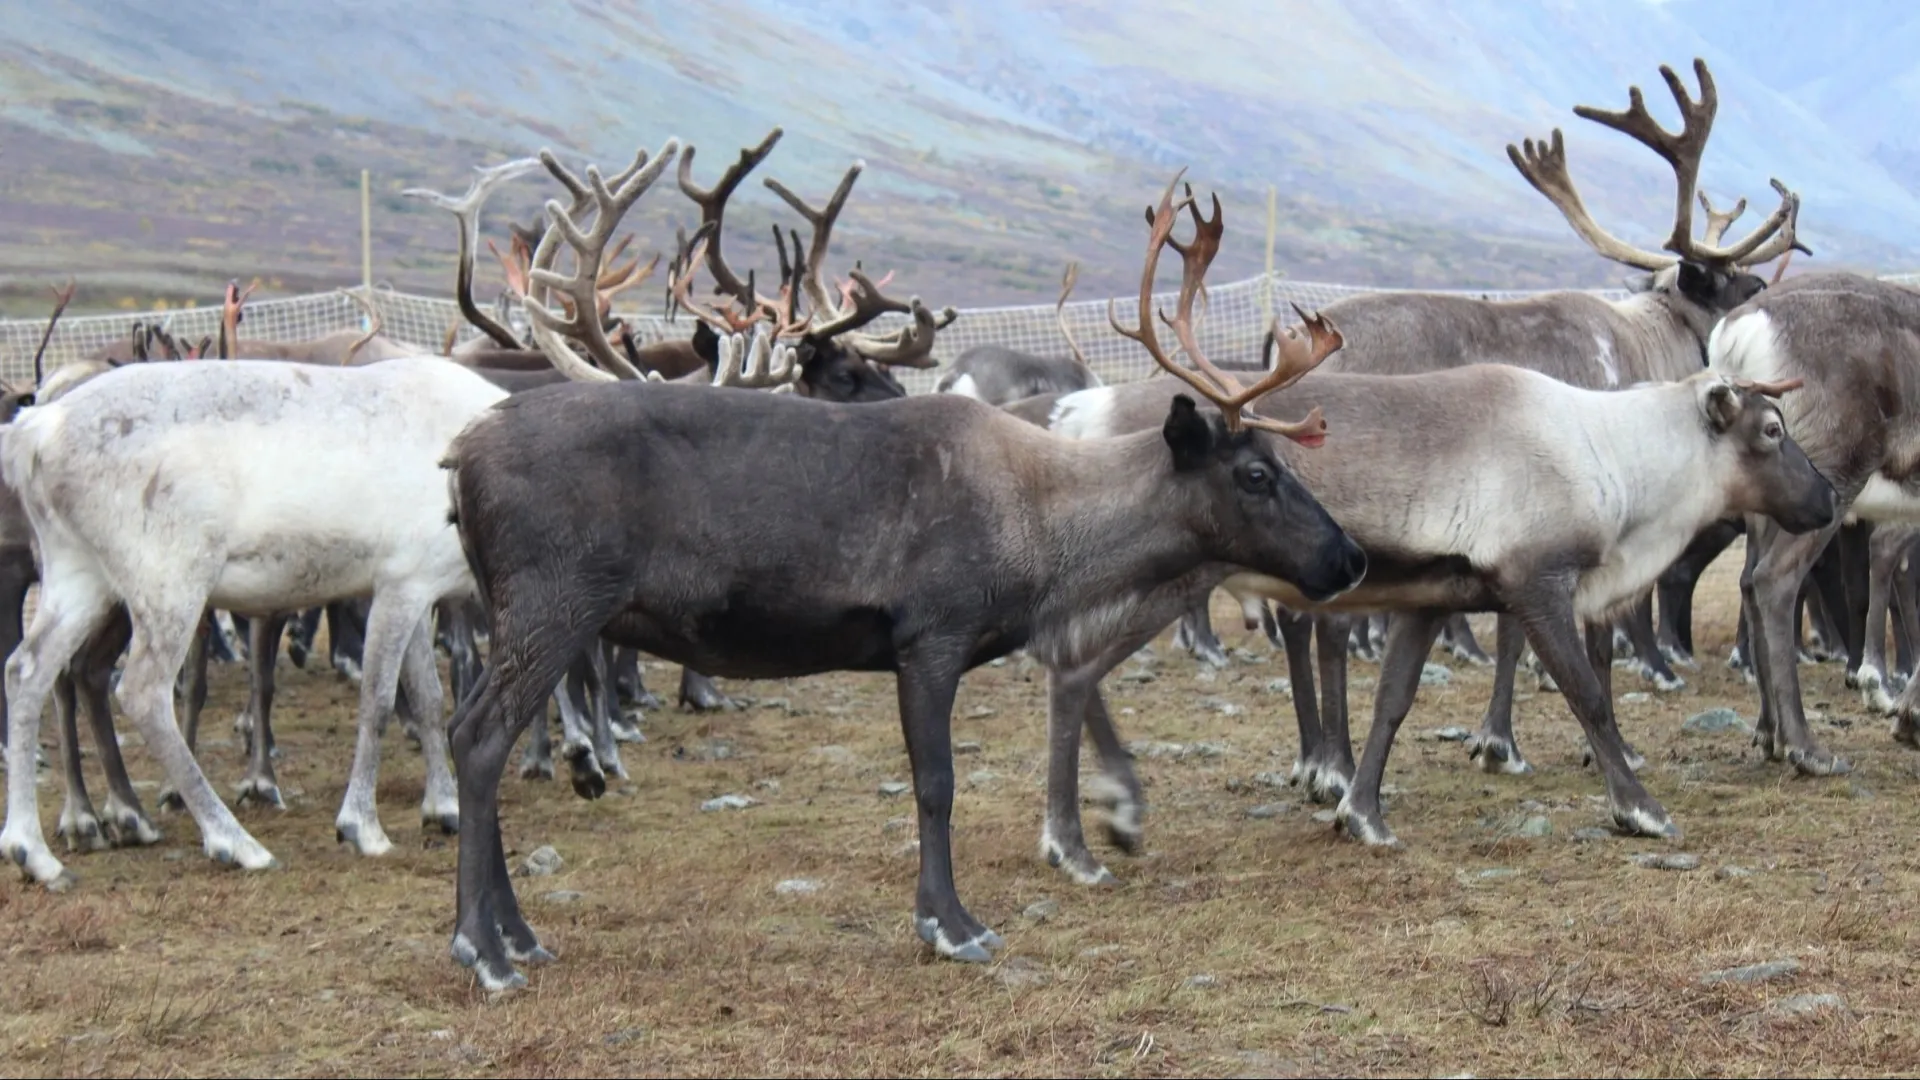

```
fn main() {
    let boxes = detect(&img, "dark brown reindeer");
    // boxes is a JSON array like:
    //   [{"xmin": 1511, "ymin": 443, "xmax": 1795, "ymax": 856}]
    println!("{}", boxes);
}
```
[
  {"xmin": 1017, "ymin": 179, "xmax": 1834, "ymax": 883},
  {"xmin": 435, "ymin": 155, "xmax": 1365, "ymax": 991}
]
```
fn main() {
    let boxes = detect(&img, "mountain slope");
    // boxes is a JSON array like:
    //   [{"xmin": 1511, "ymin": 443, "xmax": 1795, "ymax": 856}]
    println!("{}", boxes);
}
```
[{"xmin": 1, "ymin": 0, "xmax": 1914, "ymax": 314}]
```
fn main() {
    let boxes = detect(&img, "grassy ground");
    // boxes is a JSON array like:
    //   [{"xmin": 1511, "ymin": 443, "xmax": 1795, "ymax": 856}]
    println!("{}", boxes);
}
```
[{"xmin": 5, "ymin": 545, "xmax": 1920, "ymax": 1078}]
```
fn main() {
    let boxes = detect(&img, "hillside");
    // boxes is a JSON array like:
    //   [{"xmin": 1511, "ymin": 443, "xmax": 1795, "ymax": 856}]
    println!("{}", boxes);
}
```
[{"xmin": 0, "ymin": 0, "xmax": 1913, "ymax": 315}]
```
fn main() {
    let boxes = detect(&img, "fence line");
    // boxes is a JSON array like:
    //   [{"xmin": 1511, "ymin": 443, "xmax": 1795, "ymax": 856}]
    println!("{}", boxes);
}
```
[{"xmin": 5, "ymin": 272, "xmax": 1916, "ymax": 394}]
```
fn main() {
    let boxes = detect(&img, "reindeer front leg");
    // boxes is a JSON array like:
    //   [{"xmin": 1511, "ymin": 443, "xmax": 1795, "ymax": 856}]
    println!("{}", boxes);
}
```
[{"xmin": 898, "ymin": 640, "xmax": 1001, "ymax": 963}]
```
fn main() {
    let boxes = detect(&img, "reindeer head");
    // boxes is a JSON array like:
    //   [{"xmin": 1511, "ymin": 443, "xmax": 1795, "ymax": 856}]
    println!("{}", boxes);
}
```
[
  {"xmin": 1112, "ymin": 171, "xmax": 1366, "ymax": 604},
  {"xmin": 1694, "ymin": 373, "xmax": 1834, "ymax": 534},
  {"xmin": 1507, "ymin": 59, "xmax": 1809, "ymax": 332}
]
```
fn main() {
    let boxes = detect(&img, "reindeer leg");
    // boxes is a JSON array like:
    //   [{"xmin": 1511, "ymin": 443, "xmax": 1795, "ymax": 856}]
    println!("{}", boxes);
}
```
[
  {"xmin": 1305, "ymin": 614, "xmax": 1357, "ymax": 801},
  {"xmin": 606, "ymin": 644, "xmax": 645, "ymax": 742},
  {"xmin": 518, "ymin": 696, "xmax": 555, "ymax": 781},
  {"xmin": 1658, "ymin": 517, "xmax": 1741, "ymax": 668},
  {"xmin": 555, "ymin": 650, "xmax": 606, "ymax": 800},
  {"xmin": 0, "ymin": 552, "xmax": 33, "ymax": 753},
  {"xmin": 1171, "ymin": 592, "xmax": 1229, "ymax": 669},
  {"xmin": 1042, "ymin": 635, "xmax": 1151, "ymax": 886},
  {"xmin": 1468, "ymin": 613, "xmax": 1531, "ymax": 774},
  {"xmin": 1859, "ymin": 530, "xmax": 1904, "ymax": 713},
  {"xmin": 1623, "ymin": 590, "xmax": 1683, "ymax": 691},
  {"xmin": 585, "ymin": 641, "xmax": 626, "ymax": 782},
  {"xmin": 678, "ymin": 668, "xmax": 737, "ymax": 712},
  {"xmin": 53, "ymin": 670, "xmax": 106, "ymax": 853},
  {"xmin": 1579, "ymin": 619, "xmax": 1644, "ymax": 772},
  {"xmin": 1840, "ymin": 520, "xmax": 1874, "ymax": 683},
  {"xmin": 1746, "ymin": 516, "xmax": 1850, "ymax": 775},
  {"xmin": 898, "ymin": 639, "xmax": 999, "ymax": 963},
  {"xmin": 160, "ymin": 609, "xmax": 212, "ymax": 813},
  {"xmin": 78, "ymin": 611, "xmax": 154, "ymax": 847},
  {"xmin": 1271, "ymin": 608, "xmax": 1323, "ymax": 795},
  {"xmin": 236, "ymin": 612, "xmax": 291, "ymax": 809},
  {"xmin": 333, "ymin": 591, "xmax": 436, "ymax": 857},
  {"xmin": 286, "ymin": 606, "xmax": 323, "ymax": 670},
  {"xmin": 612, "ymin": 645, "xmax": 660, "ymax": 714},
  {"xmin": 399, "ymin": 611, "xmax": 458, "ymax": 835},
  {"xmin": 1896, "ymin": 543, "xmax": 1920, "ymax": 683},
  {"xmin": 328, "ymin": 599, "xmax": 367, "ymax": 685},
  {"xmin": 1438, "ymin": 613, "xmax": 1492, "ymax": 666},
  {"xmin": 1335, "ymin": 610, "xmax": 1444, "ymax": 847}
]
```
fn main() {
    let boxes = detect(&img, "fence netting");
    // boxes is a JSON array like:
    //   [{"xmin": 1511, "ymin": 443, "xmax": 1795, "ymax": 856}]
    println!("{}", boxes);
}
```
[{"xmin": 16, "ymin": 272, "xmax": 1917, "ymax": 395}]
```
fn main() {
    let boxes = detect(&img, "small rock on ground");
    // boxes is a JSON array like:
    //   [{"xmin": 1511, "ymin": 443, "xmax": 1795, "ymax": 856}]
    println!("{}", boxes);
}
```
[
  {"xmin": 810, "ymin": 745, "xmax": 859, "ymax": 767},
  {"xmin": 542, "ymin": 890, "xmax": 584, "ymax": 904},
  {"xmin": 1683, "ymin": 707, "xmax": 1749, "ymax": 734},
  {"xmin": 1186, "ymin": 973, "xmax": 1218, "ymax": 989},
  {"xmin": 699, "ymin": 793, "xmax": 758, "ymax": 812},
  {"xmin": 1311, "ymin": 809, "xmax": 1337, "ymax": 824},
  {"xmin": 878, "ymin": 781, "xmax": 911, "ymax": 797},
  {"xmin": 1619, "ymin": 691, "xmax": 1651, "ymax": 704},
  {"xmin": 995, "ymin": 957, "xmax": 1048, "ymax": 988},
  {"xmin": 1023, "ymin": 899, "xmax": 1059, "ymax": 922},
  {"xmin": 1769, "ymin": 992, "xmax": 1845, "ymax": 1017},
  {"xmin": 1253, "ymin": 770, "xmax": 1289, "ymax": 789},
  {"xmin": 603, "ymin": 1027, "xmax": 647, "ymax": 1046},
  {"xmin": 1419, "ymin": 663, "xmax": 1452, "ymax": 687},
  {"xmin": 1246, "ymin": 802, "xmax": 1292, "ymax": 819},
  {"xmin": 774, "ymin": 878, "xmax": 823, "ymax": 896},
  {"xmin": 1264, "ymin": 678, "xmax": 1292, "ymax": 696},
  {"xmin": 1518, "ymin": 815, "xmax": 1552, "ymax": 838},
  {"xmin": 1701, "ymin": 959, "xmax": 1800, "ymax": 985},
  {"xmin": 521, "ymin": 845, "xmax": 564, "ymax": 877},
  {"xmin": 1632, "ymin": 852, "xmax": 1702, "ymax": 871},
  {"xmin": 1571, "ymin": 827, "xmax": 1613, "ymax": 843},
  {"xmin": 1426, "ymin": 726, "xmax": 1471, "ymax": 742},
  {"xmin": 1717, "ymin": 865, "xmax": 1755, "ymax": 880},
  {"xmin": 968, "ymin": 769, "xmax": 1000, "ymax": 786},
  {"xmin": 955, "ymin": 740, "xmax": 983, "ymax": 755}
]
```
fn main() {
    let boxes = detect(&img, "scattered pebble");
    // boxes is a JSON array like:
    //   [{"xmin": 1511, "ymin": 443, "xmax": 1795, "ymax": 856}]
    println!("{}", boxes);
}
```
[
  {"xmin": 774, "ymin": 878, "xmax": 823, "ymax": 896},
  {"xmin": 688, "ymin": 738, "xmax": 738, "ymax": 760},
  {"xmin": 1683, "ymin": 707, "xmax": 1749, "ymax": 734},
  {"xmin": 1186, "ymin": 973, "xmax": 1218, "ymax": 989},
  {"xmin": 602, "ymin": 1027, "xmax": 647, "ymax": 1046},
  {"xmin": 521, "ymin": 845, "xmax": 564, "ymax": 877},
  {"xmin": 994, "ymin": 956, "xmax": 1049, "ymax": 988},
  {"xmin": 1849, "ymin": 781, "xmax": 1875, "ymax": 801},
  {"xmin": 811, "ymin": 745, "xmax": 859, "ymax": 767},
  {"xmin": 542, "ymin": 890, "xmax": 584, "ymax": 904},
  {"xmin": 1701, "ymin": 959, "xmax": 1800, "ymax": 985},
  {"xmin": 878, "ymin": 781, "xmax": 911, "ymax": 797},
  {"xmin": 1264, "ymin": 678, "xmax": 1293, "ymax": 696},
  {"xmin": 1461, "ymin": 867, "xmax": 1519, "ymax": 883},
  {"xmin": 1079, "ymin": 944, "xmax": 1124, "ymax": 959},
  {"xmin": 1717, "ymin": 865, "xmax": 1755, "ymax": 880},
  {"xmin": 1518, "ymin": 815, "xmax": 1553, "ymax": 838},
  {"xmin": 699, "ymin": 794, "xmax": 758, "ymax": 812},
  {"xmin": 1419, "ymin": 663, "xmax": 1452, "ymax": 687},
  {"xmin": 1619, "ymin": 691, "xmax": 1651, "ymax": 704},
  {"xmin": 1120, "ymin": 670, "xmax": 1157, "ymax": 684},
  {"xmin": 752, "ymin": 778, "xmax": 782, "ymax": 794},
  {"xmin": 1246, "ymin": 802, "xmax": 1293, "ymax": 819},
  {"xmin": 1231, "ymin": 648, "xmax": 1267, "ymax": 665},
  {"xmin": 1426, "ymin": 726, "xmax": 1472, "ymax": 742},
  {"xmin": 1570, "ymin": 827, "xmax": 1613, "ymax": 843},
  {"xmin": 967, "ymin": 706, "xmax": 997, "ymax": 719},
  {"xmin": 1769, "ymin": 993, "xmax": 1845, "ymax": 1017},
  {"xmin": 1631, "ymin": 852, "xmax": 1701, "ymax": 872},
  {"xmin": 1311, "ymin": 809, "xmax": 1337, "ymax": 824},
  {"xmin": 882, "ymin": 816, "xmax": 914, "ymax": 835},
  {"xmin": 955, "ymin": 740, "xmax": 984, "ymax": 755},
  {"xmin": 1022, "ymin": 899, "xmax": 1059, "ymax": 922},
  {"xmin": 1253, "ymin": 770, "xmax": 1289, "ymax": 789},
  {"xmin": 967, "ymin": 770, "xmax": 1000, "ymax": 786}
]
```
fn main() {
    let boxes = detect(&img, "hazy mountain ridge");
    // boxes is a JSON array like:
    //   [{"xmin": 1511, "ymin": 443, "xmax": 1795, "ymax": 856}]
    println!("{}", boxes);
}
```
[{"xmin": 0, "ymin": 0, "xmax": 1913, "ymax": 314}]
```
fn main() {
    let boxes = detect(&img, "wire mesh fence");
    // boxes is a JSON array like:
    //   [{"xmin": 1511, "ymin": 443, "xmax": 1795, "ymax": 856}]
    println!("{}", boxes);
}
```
[{"xmin": 20, "ymin": 270, "xmax": 1920, "ymax": 395}]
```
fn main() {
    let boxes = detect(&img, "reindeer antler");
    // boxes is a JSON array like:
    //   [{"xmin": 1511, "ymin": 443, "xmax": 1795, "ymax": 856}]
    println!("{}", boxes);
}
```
[
  {"xmin": 31, "ymin": 279, "xmax": 76, "ymax": 386},
  {"xmin": 519, "ymin": 140, "xmax": 679, "ymax": 383},
  {"xmin": 403, "ymin": 157, "xmax": 543, "ymax": 350},
  {"xmin": 339, "ymin": 288, "xmax": 385, "ymax": 364},
  {"xmin": 1508, "ymin": 59, "xmax": 1810, "ymax": 271},
  {"xmin": 216, "ymin": 279, "xmax": 258, "ymax": 361},
  {"xmin": 1107, "ymin": 171, "xmax": 1338, "ymax": 446},
  {"xmin": 677, "ymin": 128, "xmax": 783, "ymax": 300},
  {"xmin": 1056, "ymin": 262, "xmax": 1089, "ymax": 369}
]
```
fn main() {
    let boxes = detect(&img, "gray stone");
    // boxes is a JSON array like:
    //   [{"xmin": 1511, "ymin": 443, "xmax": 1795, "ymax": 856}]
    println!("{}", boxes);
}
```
[
  {"xmin": 752, "ymin": 778, "xmax": 782, "ymax": 794},
  {"xmin": 1570, "ymin": 827, "xmax": 1614, "ymax": 843},
  {"xmin": 1619, "ymin": 691, "xmax": 1651, "ymax": 704},
  {"xmin": 1701, "ymin": 959, "xmax": 1800, "ymax": 985},
  {"xmin": 1264, "ymin": 678, "xmax": 1293, "ymax": 696},
  {"xmin": 774, "ymin": 878, "xmax": 823, "ymax": 896},
  {"xmin": 1716, "ymin": 865, "xmax": 1755, "ymax": 880},
  {"xmin": 603, "ymin": 1027, "xmax": 647, "ymax": 1047},
  {"xmin": 811, "ymin": 745, "xmax": 859, "ymax": 767},
  {"xmin": 955, "ymin": 740, "xmax": 984, "ymax": 755},
  {"xmin": 882, "ymin": 816, "xmax": 914, "ymax": 835},
  {"xmin": 1231, "ymin": 648, "xmax": 1267, "ymax": 665},
  {"xmin": 1186, "ymin": 973, "xmax": 1218, "ymax": 989},
  {"xmin": 1023, "ymin": 899, "xmax": 1059, "ymax": 922},
  {"xmin": 1462, "ymin": 868, "xmax": 1519, "ymax": 883},
  {"xmin": 1311, "ymin": 809, "xmax": 1337, "ymax": 824},
  {"xmin": 1426, "ymin": 726, "xmax": 1472, "ymax": 742},
  {"xmin": 1246, "ymin": 802, "xmax": 1292, "ymax": 819},
  {"xmin": 878, "ymin": 781, "xmax": 911, "ymax": 797},
  {"xmin": 967, "ymin": 706, "xmax": 997, "ymax": 719},
  {"xmin": 967, "ymin": 769, "xmax": 1000, "ymax": 786},
  {"xmin": 521, "ymin": 845, "xmax": 564, "ymax": 877},
  {"xmin": 542, "ymin": 890, "xmax": 584, "ymax": 904},
  {"xmin": 1769, "ymin": 993, "xmax": 1845, "ymax": 1017},
  {"xmin": 994, "ymin": 956, "xmax": 1049, "ymax": 988},
  {"xmin": 1119, "ymin": 669, "xmax": 1158, "ymax": 684},
  {"xmin": 1518, "ymin": 815, "xmax": 1553, "ymax": 838},
  {"xmin": 1419, "ymin": 663, "xmax": 1452, "ymax": 687},
  {"xmin": 1683, "ymin": 707, "xmax": 1749, "ymax": 734},
  {"xmin": 1631, "ymin": 852, "xmax": 1702, "ymax": 871},
  {"xmin": 699, "ymin": 793, "xmax": 758, "ymax": 812},
  {"xmin": 1253, "ymin": 770, "xmax": 1289, "ymax": 789}
]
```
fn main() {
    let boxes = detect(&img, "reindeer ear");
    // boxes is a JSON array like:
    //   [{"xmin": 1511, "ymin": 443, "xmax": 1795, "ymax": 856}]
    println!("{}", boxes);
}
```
[
  {"xmin": 1163, "ymin": 394, "xmax": 1215, "ymax": 471},
  {"xmin": 1621, "ymin": 272, "xmax": 1657, "ymax": 295},
  {"xmin": 1702, "ymin": 379, "xmax": 1741, "ymax": 434},
  {"xmin": 1675, "ymin": 261, "xmax": 1718, "ymax": 305}
]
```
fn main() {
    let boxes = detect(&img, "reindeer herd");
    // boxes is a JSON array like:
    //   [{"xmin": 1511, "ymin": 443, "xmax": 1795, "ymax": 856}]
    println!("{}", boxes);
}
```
[{"xmin": 1, "ymin": 58, "xmax": 1917, "ymax": 995}]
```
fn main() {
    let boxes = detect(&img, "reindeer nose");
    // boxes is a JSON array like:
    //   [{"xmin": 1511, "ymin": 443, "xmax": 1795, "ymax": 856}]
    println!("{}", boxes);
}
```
[{"xmin": 1339, "ymin": 538, "xmax": 1369, "ymax": 586}]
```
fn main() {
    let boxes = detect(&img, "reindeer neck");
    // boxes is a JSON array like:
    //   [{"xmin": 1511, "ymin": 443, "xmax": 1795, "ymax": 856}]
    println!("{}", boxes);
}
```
[{"xmin": 1610, "ymin": 291, "xmax": 1714, "ymax": 383}]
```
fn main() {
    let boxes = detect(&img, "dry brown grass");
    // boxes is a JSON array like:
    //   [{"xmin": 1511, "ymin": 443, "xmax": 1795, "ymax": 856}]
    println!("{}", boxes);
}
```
[{"xmin": 7, "ymin": 546, "xmax": 1920, "ymax": 1077}]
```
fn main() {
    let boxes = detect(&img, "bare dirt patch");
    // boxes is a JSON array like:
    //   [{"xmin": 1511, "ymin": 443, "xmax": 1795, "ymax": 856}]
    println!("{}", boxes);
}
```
[{"xmin": 6, "ymin": 547, "xmax": 1920, "ymax": 1077}]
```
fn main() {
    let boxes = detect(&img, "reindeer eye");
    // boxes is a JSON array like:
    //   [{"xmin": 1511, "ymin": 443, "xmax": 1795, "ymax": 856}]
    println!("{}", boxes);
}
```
[
  {"xmin": 1239, "ymin": 464, "xmax": 1272, "ymax": 493},
  {"xmin": 1763, "ymin": 420, "xmax": 1783, "ymax": 441}
]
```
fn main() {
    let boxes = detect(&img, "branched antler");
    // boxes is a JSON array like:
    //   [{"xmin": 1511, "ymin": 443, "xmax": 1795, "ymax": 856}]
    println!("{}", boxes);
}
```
[
  {"xmin": 1107, "ymin": 171, "xmax": 1338, "ymax": 445},
  {"xmin": 403, "ymin": 157, "xmax": 543, "ymax": 349},
  {"xmin": 1056, "ymin": 262, "xmax": 1089, "ymax": 369},
  {"xmin": 339, "ymin": 288, "xmax": 385, "ymax": 365},
  {"xmin": 216, "ymin": 279, "xmax": 258, "ymax": 361},
  {"xmin": 1508, "ymin": 58, "xmax": 1810, "ymax": 270},
  {"xmin": 677, "ymin": 128, "xmax": 783, "ymax": 299},
  {"xmin": 518, "ymin": 141, "xmax": 679, "ymax": 383}
]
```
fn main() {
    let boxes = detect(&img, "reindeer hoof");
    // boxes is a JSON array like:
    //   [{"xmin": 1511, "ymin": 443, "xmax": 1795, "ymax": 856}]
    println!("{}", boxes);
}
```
[{"xmin": 1787, "ymin": 748, "xmax": 1852, "ymax": 777}]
